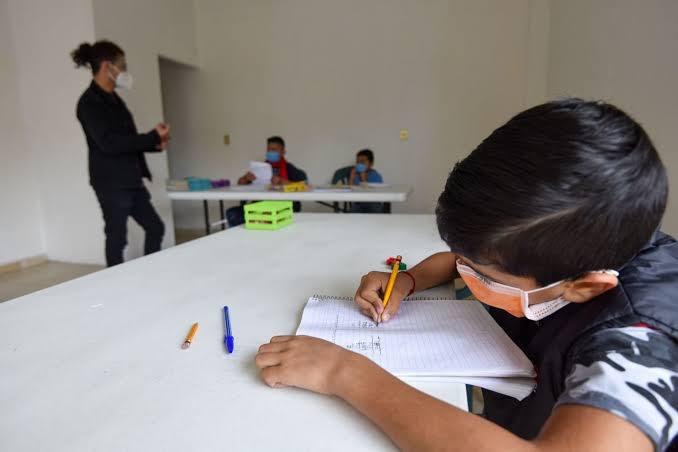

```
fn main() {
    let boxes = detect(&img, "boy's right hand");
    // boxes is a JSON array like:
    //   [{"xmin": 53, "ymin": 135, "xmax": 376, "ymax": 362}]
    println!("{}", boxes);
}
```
[
  {"xmin": 238, "ymin": 172, "xmax": 256, "ymax": 185},
  {"xmin": 354, "ymin": 271, "xmax": 413, "ymax": 323},
  {"xmin": 349, "ymin": 168, "xmax": 357, "ymax": 185}
]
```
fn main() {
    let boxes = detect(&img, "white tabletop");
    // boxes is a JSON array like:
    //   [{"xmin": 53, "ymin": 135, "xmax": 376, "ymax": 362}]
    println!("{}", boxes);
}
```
[
  {"xmin": 167, "ymin": 184, "xmax": 413, "ymax": 202},
  {"xmin": 0, "ymin": 214, "xmax": 466, "ymax": 452}
]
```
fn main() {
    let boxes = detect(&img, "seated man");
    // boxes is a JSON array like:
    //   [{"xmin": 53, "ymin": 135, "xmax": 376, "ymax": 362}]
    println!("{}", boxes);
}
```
[
  {"xmin": 238, "ymin": 136, "xmax": 307, "ymax": 186},
  {"xmin": 349, "ymin": 148, "xmax": 384, "ymax": 213},
  {"xmin": 227, "ymin": 136, "xmax": 307, "ymax": 226}
]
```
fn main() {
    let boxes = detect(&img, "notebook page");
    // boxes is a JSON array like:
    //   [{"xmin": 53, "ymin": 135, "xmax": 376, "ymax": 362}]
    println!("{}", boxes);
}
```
[
  {"xmin": 403, "ymin": 376, "xmax": 535, "ymax": 401},
  {"xmin": 296, "ymin": 296, "xmax": 535, "ymax": 378}
]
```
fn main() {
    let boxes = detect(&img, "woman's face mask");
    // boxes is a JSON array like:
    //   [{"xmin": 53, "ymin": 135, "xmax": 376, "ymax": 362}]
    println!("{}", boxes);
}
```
[
  {"xmin": 108, "ymin": 63, "xmax": 133, "ymax": 90},
  {"xmin": 456, "ymin": 259, "xmax": 618, "ymax": 321}
]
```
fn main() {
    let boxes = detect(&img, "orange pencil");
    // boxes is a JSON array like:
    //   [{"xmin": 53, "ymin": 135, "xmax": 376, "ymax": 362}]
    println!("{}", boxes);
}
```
[
  {"xmin": 382, "ymin": 255, "xmax": 402, "ymax": 309},
  {"xmin": 181, "ymin": 322, "xmax": 199, "ymax": 349},
  {"xmin": 378, "ymin": 255, "xmax": 401, "ymax": 325}
]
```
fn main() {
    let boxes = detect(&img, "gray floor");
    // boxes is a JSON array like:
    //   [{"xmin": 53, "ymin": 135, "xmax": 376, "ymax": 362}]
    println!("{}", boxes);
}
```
[
  {"xmin": 0, "ymin": 261, "xmax": 104, "ymax": 303},
  {"xmin": 0, "ymin": 229, "xmax": 205, "ymax": 304},
  {"xmin": 175, "ymin": 228, "xmax": 204, "ymax": 244}
]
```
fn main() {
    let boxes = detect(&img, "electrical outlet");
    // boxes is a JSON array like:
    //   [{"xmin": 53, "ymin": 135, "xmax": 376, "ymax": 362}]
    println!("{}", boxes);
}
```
[
  {"xmin": 223, "ymin": 134, "xmax": 231, "ymax": 145},
  {"xmin": 399, "ymin": 129, "xmax": 409, "ymax": 141}
]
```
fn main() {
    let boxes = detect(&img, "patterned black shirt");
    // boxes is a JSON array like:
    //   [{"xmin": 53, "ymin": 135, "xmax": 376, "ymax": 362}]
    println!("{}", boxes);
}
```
[{"xmin": 556, "ymin": 326, "xmax": 678, "ymax": 451}]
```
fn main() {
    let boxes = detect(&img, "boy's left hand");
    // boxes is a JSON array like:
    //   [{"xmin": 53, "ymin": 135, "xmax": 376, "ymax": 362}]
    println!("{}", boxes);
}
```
[
  {"xmin": 255, "ymin": 335, "xmax": 362, "ymax": 395},
  {"xmin": 271, "ymin": 176, "xmax": 289, "ymax": 185}
]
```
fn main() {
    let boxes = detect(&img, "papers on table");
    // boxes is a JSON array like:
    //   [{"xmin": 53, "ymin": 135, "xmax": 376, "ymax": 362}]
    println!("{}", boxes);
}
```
[{"xmin": 249, "ymin": 161, "xmax": 272, "ymax": 185}]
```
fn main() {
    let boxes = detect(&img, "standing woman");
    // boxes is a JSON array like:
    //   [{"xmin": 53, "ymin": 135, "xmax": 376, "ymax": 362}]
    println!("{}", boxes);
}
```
[{"xmin": 72, "ymin": 40, "xmax": 169, "ymax": 266}]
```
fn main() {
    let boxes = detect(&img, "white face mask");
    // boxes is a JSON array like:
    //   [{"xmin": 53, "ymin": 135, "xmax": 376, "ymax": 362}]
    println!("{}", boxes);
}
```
[
  {"xmin": 521, "ymin": 295, "xmax": 570, "ymax": 321},
  {"xmin": 109, "ymin": 66, "xmax": 133, "ymax": 90},
  {"xmin": 114, "ymin": 71, "xmax": 133, "ymax": 90}
]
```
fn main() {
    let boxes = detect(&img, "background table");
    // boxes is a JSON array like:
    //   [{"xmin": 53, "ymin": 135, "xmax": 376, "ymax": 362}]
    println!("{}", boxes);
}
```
[
  {"xmin": 167, "ymin": 184, "xmax": 414, "ymax": 234},
  {"xmin": 0, "ymin": 214, "xmax": 466, "ymax": 452}
]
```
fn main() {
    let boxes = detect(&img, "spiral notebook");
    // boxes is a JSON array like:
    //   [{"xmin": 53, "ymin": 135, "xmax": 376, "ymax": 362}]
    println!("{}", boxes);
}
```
[{"xmin": 296, "ymin": 295, "xmax": 536, "ymax": 400}]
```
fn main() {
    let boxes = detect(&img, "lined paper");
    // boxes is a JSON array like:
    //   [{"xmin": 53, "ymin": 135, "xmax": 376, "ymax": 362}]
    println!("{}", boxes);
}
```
[{"xmin": 297, "ymin": 295, "xmax": 535, "ymax": 378}]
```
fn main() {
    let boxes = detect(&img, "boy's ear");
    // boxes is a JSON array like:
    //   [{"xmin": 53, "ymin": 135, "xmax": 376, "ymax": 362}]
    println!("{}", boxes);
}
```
[{"xmin": 563, "ymin": 272, "xmax": 619, "ymax": 304}]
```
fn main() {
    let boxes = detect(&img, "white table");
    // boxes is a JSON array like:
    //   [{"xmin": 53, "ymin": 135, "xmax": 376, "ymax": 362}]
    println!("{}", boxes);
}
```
[
  {"xmin": 167, "ymin": 184, "xmax": 414, "ymax": 234},
  {"xmin": 0, "ymin": 214, "xmax": 466, "ymax": 452}
]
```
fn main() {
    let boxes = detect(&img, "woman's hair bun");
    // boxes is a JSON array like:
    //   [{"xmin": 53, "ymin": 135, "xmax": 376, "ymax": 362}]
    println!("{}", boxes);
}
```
[{"xmin": 71, "ymin": 42, "xmax": 93, "ymax": 67}]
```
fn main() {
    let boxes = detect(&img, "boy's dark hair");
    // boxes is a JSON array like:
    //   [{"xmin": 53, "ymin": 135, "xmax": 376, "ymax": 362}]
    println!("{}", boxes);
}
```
[
  {"xmin": 267, "ymin": 136, "xmax": 286, "ymax": 149},
  {"xmin": 71, "ymin": 40, "xmax": 124, "ymax": 75},
  {"xmin": 357, "ymin": 149, "xmax": 375, "ymax": 164},
  {"xmin": 436, "ymin": 98, "xmax": 668, "ymax": 285}
]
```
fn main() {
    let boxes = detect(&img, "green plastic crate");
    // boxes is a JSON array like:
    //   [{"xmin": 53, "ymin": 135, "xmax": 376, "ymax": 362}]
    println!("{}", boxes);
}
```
[{"xmin": 244, "ymin": 201, "xmax": 294, "ymax": 230}]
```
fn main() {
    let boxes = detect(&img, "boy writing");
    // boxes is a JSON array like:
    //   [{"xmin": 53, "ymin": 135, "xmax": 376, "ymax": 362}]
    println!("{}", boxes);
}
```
[{"xmin": 256, "ymin": 99, "xmax": 677, "ymax": 451}]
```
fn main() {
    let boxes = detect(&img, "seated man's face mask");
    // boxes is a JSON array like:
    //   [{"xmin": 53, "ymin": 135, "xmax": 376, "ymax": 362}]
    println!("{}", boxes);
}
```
[
  {"xmin": 266, "ymin": 150, "xmax": 281, "ymax": 163},
  {"xmin": 456, "ymin": 259, "xmax": 619, "ymax": 321}
]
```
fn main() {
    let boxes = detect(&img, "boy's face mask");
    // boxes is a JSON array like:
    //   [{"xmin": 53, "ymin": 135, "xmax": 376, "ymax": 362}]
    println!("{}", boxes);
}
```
[
  {"xmin": 266, "ymin": 151, "xmax": 281, "ymax": 163},
  {"xmin": 456, "ymin": 259, "xmax": 618, "ymax": 321}
]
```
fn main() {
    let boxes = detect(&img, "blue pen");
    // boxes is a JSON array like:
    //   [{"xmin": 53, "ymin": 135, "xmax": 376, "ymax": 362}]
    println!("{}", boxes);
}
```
[{"xmin": 223, "ymin": 306, "xmax": 234, "ymax": 353}]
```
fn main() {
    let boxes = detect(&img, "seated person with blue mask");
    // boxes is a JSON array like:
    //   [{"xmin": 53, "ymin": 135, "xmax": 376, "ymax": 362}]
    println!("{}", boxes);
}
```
[
  {"xmin": 350, "ymin": 148, "xmax": 384, "ymax": 213},
  {"xmin": 349, "ymin": 149, "xmax": 383, "ymax": 185},
  {"xmin": 227, "ymin": 136, "xmax": 307, "ymax": 226},
  {"xmin": 238, "ymin": 136, "xmax": 307, "ymax": 186}
]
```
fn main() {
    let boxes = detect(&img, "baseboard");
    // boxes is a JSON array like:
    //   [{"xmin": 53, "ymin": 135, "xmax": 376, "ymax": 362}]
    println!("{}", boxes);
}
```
[{"xmin": 0, "ymin": 254, "xmax": 48, "ymax": 274}]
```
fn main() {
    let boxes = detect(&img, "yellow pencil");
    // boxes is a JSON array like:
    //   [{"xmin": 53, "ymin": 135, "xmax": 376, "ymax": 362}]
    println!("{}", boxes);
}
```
[
  {"xmin": 380, "ymin": 255, "xmax": 402, "ymax": 323},
  {"xmin": 181, "ymin": 322, "xmax": 199, "ymax": 349}
]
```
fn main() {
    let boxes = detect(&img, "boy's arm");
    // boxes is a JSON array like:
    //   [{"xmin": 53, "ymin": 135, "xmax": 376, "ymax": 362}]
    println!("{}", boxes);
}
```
[
  {"xmin": 406, "ymin": 251, "xmax": 457, "ymax": 290},
  {"xmin": 349, "ymin": 167, "xmax": 357, "ymax": 185},
  {"xmin": 367, "ymin": 170, "xmax": 383, "ymax": 183},
  {"xmin": 338, "ymin": 354, "xmax": 651, "ymax": 452},
  {"xmin": 256, "ymin": 336, "xmax": 652, "ymax": 452},
  {"xmin": 286, "ymin": 163, "xmax": 307, "ymax": 182},
  {"xmin": 355, "ymin": 252, "xmax": 457, "ymax": 322}
]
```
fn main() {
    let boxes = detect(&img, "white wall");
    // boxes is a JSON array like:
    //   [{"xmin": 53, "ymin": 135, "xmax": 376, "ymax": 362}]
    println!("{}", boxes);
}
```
[
  {"xmin": 547, "ymin": 0, "xmax": 678, "ymax": 235},
  {"xmin": 167, "ymin": 0, "xmax": 540, "ymax": 229},
  {"xmin": 0, "ymin": 0, "xmax": 45, "ymax": 265},
  {"xmin": 2, "ymin": 0, "xmax": 199, "ymax": 266},
  {"xmin": 5, "ymin": 0, "xmax": 675, "ymax": 265},
  {"xmin": 5, "ymin": 0, "xmax": 99, "ymax": 264},
  {"xmin": 92, "ymin": 0, "xmax": 199, "ymax": 258}
]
